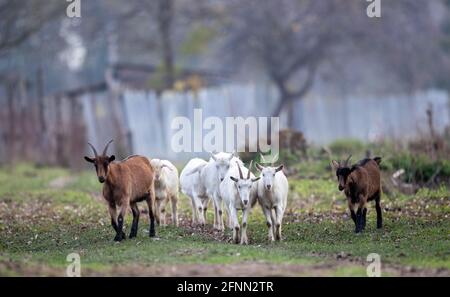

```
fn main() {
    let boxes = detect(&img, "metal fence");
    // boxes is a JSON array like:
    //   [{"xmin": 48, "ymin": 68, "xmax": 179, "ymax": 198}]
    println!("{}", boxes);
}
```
[{"xmin": 81, "ymin": 84, "xmax": 450, "ymax": 161}]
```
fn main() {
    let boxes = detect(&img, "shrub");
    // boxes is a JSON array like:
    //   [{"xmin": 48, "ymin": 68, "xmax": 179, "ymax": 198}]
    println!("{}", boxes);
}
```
[
  {"xmin": 388, "ymin": 153, "xmax": 450, "ymax": 184},
  {"xmin": 329, "ymin": 139, "xmax": 365, "ymax": 156}
]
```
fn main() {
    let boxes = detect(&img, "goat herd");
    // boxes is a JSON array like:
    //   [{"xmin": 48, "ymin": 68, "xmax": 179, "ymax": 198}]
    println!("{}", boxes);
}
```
[{"xmin": 84, "ymin": 140, "xmax": 383, "ymax": 244}]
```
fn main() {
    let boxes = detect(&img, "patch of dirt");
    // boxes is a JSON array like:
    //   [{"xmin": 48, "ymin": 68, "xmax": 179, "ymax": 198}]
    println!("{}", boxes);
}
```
[{"xmin": 1, "ymin": 259, "xmax": 447, "ymax": 277}]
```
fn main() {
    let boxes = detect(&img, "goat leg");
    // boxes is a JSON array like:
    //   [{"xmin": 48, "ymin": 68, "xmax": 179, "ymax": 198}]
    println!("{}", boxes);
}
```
[
  {"xmin": 155, "ymin": 198, "xmax": 162, "ymax": 226},
  {"xmin": 146, "ymin": 188, "xmax": 156, "ymax": 237},
  {"xmin": 240, "ymin": 208, "xmax": 249, "ymax": 245},
  {"xmin": 230, "ymin": 207, "xmax": 240, "ymax": 244},
  {"xmin": 114, "ymin": 211, "xmax": 126, "ymax": 242},
  {"xmin": 262, "ymin": 206, "xmax": 275, "ymax": 242},
  {"xmin": 109, "ymin": 203, "xmax": 125, "ymax": 241},
  {"xmin": 355, "ymin": 207, "xmax": 363, "ymax": 233},
  {"xmin": 350, "ymin": 209, "xmax": 357, "ymax": 225},
  {"xmin": 171, "ymin": 194, "xmax": 178, "ymax": 226},
  {"xmin": 362, "ymin": 208, "xmax": 367, "ymax": 230},
  {"xmin": 375, "ymin": 194, "xmax": 383, "ymax": 229},
  {"xmin": 129, "ymin": 203, "xmax": 140, "ymax": 238},
  {"xmin": 274, "ymin": 206, "xmax": 283, "ymax": 241},
  {"xmin": 161, "ymin": 196, "xmax": 169, "ymax": 226},
  {"xmin": 202, "ymin": 199, "xmax": 209, "ymax": 227},
  {"xmin": 108, "ymin": 204, "xmax": 119, "ymax": 233}
]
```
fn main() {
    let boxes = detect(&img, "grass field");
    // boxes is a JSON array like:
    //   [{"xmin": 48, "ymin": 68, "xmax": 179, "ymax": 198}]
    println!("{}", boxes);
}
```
[{"xmin": 0, "ymin": 159, "xmax": 449, "ymax": 277}]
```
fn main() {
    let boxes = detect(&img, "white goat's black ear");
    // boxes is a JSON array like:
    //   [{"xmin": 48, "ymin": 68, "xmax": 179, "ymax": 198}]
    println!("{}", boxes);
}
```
[
  {"xmin": 275, "ymin": 165, "xmax": 284, "ymax": 172},
  {"xmin": 331, "ymin": 160, "xmax": 339, "ymax": 169},
  {"xmin": 230, "ymin": 176, "xmax": 239, "ymax": 182},
  {"xmin": 84, "ymin": 156, "xmax": 95, "ymax": 163},
  {"xmin": 109, "ymin": 155, "xmax": 116, "ymax": 162},
  {"xmin": 251, "ymin": 177, "xmax": 260, "ymax": 182}
]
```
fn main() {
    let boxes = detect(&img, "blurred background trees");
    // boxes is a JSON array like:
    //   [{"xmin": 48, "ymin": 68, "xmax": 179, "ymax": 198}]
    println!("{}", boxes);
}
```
[{"xmin": 0, "ymin": 0, "xmax": 449, "ymax": 167}]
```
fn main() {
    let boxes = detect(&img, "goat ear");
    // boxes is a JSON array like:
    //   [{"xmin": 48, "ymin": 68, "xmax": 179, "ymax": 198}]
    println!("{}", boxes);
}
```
[
  {"xmin": 84, "ymin": 156, "xmax": 95, "ymax": 163},
  {"xmin": 331, "ymin": 160, "xmax": 339, "ymax": 169},
  {"xmin": 230, "ymin": 176, "xmax": 239, "ymax": 182},
  {"xmin": 373, "ymin": 157, "xmax": 382, "ymax": 165},
  {"xmin": 251, "ymin": 177, "xmax": 260, "ymax": 182},
  {"xmin": 275, "ymin": 165, "xmax": 284, "ymax": 172},
  {"xmin": 109, "ymin": 155, "xmax": 116, "ymax": 162}
]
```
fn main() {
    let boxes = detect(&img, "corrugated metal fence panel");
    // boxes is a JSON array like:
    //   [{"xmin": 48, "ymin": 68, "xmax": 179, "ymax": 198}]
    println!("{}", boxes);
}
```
[{"xmin": 81, "ymin": 85, "xmax": 450, "ymax": 161}]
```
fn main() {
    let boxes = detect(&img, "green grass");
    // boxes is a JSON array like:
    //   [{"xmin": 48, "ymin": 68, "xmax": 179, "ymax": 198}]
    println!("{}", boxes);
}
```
[{"xmin": 0, "ymin": 163, "xmax": 448, "ymax": 276}]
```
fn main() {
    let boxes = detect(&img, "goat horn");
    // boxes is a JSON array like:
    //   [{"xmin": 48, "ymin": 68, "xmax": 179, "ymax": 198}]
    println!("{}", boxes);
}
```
[
  {"xmin": 260, "ymin": 153, "xmax": 267, "ymax": 163},
  {"xmin": 272, "ymin": 153, "xmax": 279, "ymax": 166},
  {"xmin": 247, "ymin": 160, "xmax": 253, "ymax": 179},
  {"xmin": 345, "ymin": 155, "xmax": 352, "ymax": 166},
  {"xmin": 255, "ymin": 162, "xmax": 263, "ymax": 171},
  {"xmin": 102, "ymin": 140, "xmax": 114, "ymax": 156},
  {"xmin": 236, "ymin": 161, "xmax": 243, "ymax": 179},
  {"xmin": 87, "ymin": 142, "xmax": 98, "ymax": 157}
]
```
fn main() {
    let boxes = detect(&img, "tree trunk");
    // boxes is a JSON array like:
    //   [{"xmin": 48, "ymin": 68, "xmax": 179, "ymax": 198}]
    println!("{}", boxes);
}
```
[
  {"xmin": 36, "ymin": 67, "xmax": 49, "ymax": 164},
  {"xmin": 271, "ymin": 93, "xmax": 294, "ymax": 128},
  {"xmin": 6, "ymin": 83, "xmax": 15, "ymax": 163},
  {"xmin": 18, "ymin": 78, "xmax": 30, "ymax": 160},
  {"xmin": 158, "ymin": 0, "xmax": 175, "ymax": 89},
  {"xmin": 55, "ymin": 96, "xmax": 66, "ymax": 166}
]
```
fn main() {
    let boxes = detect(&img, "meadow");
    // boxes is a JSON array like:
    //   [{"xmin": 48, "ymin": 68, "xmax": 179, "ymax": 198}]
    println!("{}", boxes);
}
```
[{"xmin": 0, "ymin": 142, "xmax": 449, "ymax": 277}]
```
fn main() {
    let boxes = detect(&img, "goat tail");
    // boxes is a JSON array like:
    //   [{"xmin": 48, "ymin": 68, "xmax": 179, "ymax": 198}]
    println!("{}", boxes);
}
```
[{"xmin": 373, "ymin": 157, "xmax": 382, "ymax": 166}]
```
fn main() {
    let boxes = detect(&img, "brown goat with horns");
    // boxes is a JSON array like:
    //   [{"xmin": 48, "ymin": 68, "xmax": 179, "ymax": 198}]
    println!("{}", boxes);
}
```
[
  {"xmin": 332, "ymin": 155, "xmax": 383, "ymax": 233},
  {"xmin": 84, "ymin": 140, "xmax": 156, "ymax": 241}
]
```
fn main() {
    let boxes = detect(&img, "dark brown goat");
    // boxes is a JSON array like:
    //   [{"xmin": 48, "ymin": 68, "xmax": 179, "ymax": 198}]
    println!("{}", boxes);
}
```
[
  {"xmin": 331, "ymin": 156, "xmax": 382, "ymax": 233},
  {"xmin": 84, "ymin": 140, "xmax": 156, "ymax": 241}
]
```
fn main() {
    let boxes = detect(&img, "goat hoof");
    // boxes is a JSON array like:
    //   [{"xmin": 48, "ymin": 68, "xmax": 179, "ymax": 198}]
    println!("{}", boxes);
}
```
[
  {"xmin": 149, "ymin": 230, "xmax": 156, "ymax": 237},
  {"xmin": 114, "ymin": 233, "xmax": 125, "ymax": 242}
]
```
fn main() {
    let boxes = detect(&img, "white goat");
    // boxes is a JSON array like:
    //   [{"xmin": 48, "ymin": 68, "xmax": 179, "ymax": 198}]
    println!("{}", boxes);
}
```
[
  {"xmin": 220, "ymin": 161, "xmax": 260, "ymax": 244},
  {"xmin": 188, "ymin": 152, "xmax": 243, "ymax": 230},
  {"xmin": 150, "ymin": 159, "xmax": 179, "ymax": 226},
  {"xmin": 179, "ymin": 158, "xmax": 209, "ymax": 226},
  {"xmin": 255, "ymin": 161, "xmax": 288, "ymax": 241}
]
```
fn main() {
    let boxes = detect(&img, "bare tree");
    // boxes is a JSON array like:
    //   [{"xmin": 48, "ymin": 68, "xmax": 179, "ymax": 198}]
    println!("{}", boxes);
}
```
[
  {"xmin": 222, "ymin": 1, "xmax": 353, "ymax": 126},
  {"xmin": 223, "ymin": 0, "xmax": 446, "ymax": 127},
  {"xmin": 0, "ymin": 0, "xmax": 63, "ymax": 54}
]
